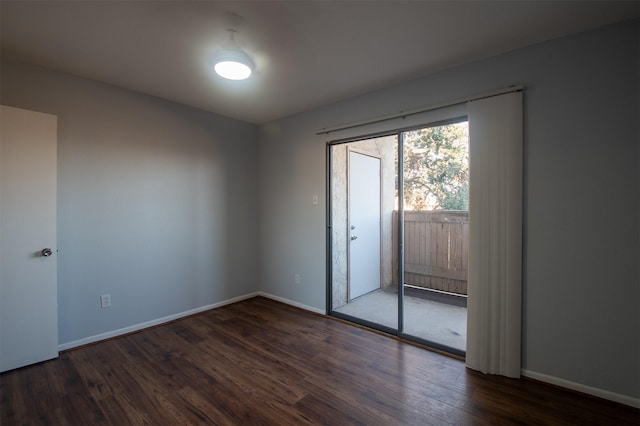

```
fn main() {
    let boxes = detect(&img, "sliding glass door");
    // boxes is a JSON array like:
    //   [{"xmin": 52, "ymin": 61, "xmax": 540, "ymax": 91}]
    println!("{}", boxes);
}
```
[{"xmin": 327, "ymin": 118, "xmax": 468, "ymax": 356}]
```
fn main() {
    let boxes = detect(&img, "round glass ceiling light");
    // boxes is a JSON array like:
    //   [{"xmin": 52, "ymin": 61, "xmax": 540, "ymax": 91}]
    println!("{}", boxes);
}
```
[
  {"xmin": 213, "ymin": 48, "xmax": 254, "ymax": 80},
  {"xmin": 215, "ymin": 60, "xmax": 252, "ymax": 80}
]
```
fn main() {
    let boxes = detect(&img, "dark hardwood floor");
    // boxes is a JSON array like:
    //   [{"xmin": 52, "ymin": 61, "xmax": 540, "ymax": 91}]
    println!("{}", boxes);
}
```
[{"xmin": 2, "ymin": 297, "xmax": 638, "ymax": 425}]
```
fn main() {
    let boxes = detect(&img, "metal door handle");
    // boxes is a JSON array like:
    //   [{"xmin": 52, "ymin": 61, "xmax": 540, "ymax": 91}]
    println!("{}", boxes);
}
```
[
  {"xmin": 41, "ymin": 248, "xmax": 53, "ymax": 257},
  {"xmin": 350, "ymin": 235, "xmax": 358, "ymax": 241}
]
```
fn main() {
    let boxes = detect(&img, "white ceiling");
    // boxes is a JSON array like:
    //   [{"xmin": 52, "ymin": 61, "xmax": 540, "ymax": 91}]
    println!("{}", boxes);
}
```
[{"xmin": 1, "ymin": 1, "xmax": 638, "ymax": 124}]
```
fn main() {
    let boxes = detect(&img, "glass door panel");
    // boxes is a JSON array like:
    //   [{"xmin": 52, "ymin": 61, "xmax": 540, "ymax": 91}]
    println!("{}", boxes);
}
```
[
  {"xmin": 330, "ymin": 135, "xmax": 398, "ymax": 331},
  {"xmin": 401, "ymin": 122, "xmax": 469, "ymax": 354}
]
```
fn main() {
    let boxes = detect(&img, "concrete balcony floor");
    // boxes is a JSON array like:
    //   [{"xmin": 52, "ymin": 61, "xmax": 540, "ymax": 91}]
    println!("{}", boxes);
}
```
[{"xmin": 334, "ymin": 286, "xmax": 467, "ymax": 353}]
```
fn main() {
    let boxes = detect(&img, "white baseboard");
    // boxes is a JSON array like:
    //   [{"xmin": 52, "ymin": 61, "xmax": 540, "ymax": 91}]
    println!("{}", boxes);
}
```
[
  {"xmin": 522, "ymin": 369, "xmax": 640, "ymax": 409},
  {"xmin": 58, "ymin": 292, "xmax": 260, "ymax": 351},
  {"xmin": 257, "ymin": 291, "xmax": 326, "ymax": 315},
  {"xmin": 59, "ymin": 294, "xmax": 637, "ymax": 410}
]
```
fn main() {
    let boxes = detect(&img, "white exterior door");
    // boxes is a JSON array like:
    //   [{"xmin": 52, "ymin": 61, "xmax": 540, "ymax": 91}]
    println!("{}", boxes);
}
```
[
  {"xmin": 1, "ymin": 105, "xmax": 58, "ymax": 372},
  {"xmin": 348, "ymin": 151, "xmax": 381, "ymax": 300}
]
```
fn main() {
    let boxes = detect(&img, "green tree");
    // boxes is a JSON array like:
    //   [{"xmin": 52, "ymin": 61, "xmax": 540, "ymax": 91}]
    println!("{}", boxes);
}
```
[{"xmin": 401, "ymin": 122, "xmax": 469, "ymax": 210}]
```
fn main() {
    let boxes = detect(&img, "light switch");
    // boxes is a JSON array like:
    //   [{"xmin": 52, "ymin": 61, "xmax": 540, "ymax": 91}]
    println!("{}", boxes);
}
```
[{"xmin": 312, "ymin": 195, "xmax": 319, "ymax": 205}]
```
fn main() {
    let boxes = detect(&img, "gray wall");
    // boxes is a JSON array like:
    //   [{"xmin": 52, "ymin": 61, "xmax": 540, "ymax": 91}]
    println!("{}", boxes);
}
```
[
  {"xmin": 1, "ymin": 60, "xmax": 259, "ymax": 345},
  {"xmin": 258, "ymin": 20, "xmax": 639, "ymax": 399}
]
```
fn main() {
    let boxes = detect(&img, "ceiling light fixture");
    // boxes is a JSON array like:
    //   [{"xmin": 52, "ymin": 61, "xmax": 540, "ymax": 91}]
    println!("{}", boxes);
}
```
[{"xmin": 213, "ymin": 28, "xmax": 254, "ymax": 81}]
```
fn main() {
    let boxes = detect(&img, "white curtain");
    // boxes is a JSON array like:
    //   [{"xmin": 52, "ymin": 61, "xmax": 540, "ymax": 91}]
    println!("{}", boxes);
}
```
[{"xmin": 466, "ymin": 92, "xmax": 523, "ymax": 378}]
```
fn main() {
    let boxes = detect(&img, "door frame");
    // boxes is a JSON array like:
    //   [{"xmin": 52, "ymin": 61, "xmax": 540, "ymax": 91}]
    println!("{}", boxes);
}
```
[
  {"xmin": 346, "ymin": 148, "xmax": 383, "ymax": 302},
  {"xmin": 326, "ymin": 115, "xmax": 469, "ymax": 358}
]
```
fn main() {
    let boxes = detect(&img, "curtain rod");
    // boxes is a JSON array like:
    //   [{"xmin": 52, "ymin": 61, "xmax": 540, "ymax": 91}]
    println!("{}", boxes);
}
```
[{"xmin": 316, "ymin": 85, "xmax": 523, "ymax": 135}]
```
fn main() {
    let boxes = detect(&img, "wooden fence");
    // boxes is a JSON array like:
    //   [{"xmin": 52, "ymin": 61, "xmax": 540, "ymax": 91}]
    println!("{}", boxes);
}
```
[{"xmin": 392, "ymin": 210, "xmax": 469, "ymax": 295}]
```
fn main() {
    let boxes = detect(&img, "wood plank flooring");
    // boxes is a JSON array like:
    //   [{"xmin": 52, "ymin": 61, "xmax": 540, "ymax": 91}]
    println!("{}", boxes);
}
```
[{"xmin": 2, "ymin": 296, "xmax": 638, "ymax": 425}]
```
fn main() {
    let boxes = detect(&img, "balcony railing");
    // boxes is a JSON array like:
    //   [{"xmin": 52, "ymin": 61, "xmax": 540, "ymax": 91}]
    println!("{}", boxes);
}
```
[{"xmin": 392, "ymin": 210, "xmax": 469, "ymax": 296}]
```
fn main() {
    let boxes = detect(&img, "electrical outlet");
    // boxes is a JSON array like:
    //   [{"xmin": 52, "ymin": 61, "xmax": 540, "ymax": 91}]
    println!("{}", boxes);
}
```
[
  {"xmin": 294, "ymin": 273, "xmax": 301, "ymax": 284},
  {"xmin": 100, "ymin": 294, "xmax": 111, "ymax": 308}
]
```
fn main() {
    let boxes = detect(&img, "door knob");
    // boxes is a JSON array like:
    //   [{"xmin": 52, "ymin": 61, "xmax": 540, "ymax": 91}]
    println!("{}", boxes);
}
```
[
  {"xmin": 41, "ymin": 248, "xmax": 53, "ymax": 257},
  {"xmin": 350, "ymin": 235, "xmax": 358, "ymax": 241}
]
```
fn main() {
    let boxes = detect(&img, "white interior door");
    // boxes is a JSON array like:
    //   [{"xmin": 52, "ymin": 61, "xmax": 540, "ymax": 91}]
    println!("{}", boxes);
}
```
[
  {"xmin": 1, "ymin": 105, "xmax": 58, "ymax": 372},
  {"xmin": 348, "ymin": 151, "xmax": 381, "ymax": 300}
]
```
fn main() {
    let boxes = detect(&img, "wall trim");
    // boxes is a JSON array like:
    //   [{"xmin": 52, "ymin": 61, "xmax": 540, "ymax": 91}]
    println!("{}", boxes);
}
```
[
  {"xmin": 522, "ymin": 369, "xmax": 640, "ymax": 409},
  {"xmin": 257, "ymin": 291, "xmax": 326, "ymax": 315},
  {"xmin": 58, "ymin": 292, "xmax": 260, "ymax": 351}
]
